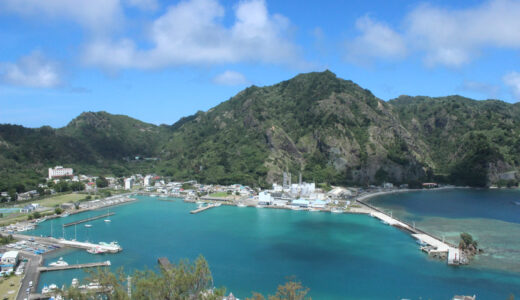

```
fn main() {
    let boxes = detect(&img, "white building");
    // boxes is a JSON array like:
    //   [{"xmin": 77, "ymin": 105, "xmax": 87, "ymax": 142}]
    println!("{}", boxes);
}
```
[
  {"xmin": 144, "ymin": 175, "xmax": 152, "ymax": 186},
  {"xmin": 258, "ymin": 191, "xmax": 273, "ymax": 205},
  {"xmin": 1, "ymin": 251, "xmax": 19, "ymax": 265},
  {"xmin": 124, "ymin": 178, "xmax": 134, "ymax": 190},
  {"xmin": 48, "ymin": 166, "xmax": 73, "ymax": 179}
]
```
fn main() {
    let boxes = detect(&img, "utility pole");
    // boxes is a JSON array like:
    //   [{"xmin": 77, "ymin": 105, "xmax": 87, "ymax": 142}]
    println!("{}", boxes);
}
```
[{"xmin": 127, "ymin": 275, "xmax": 132, "ymax": 298}]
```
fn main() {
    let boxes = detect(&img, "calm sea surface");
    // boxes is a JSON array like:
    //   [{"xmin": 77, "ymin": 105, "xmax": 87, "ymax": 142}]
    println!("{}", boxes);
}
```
[{"xmin": 28, "ymin": 194, "xmax": 520, "ymax": 299}]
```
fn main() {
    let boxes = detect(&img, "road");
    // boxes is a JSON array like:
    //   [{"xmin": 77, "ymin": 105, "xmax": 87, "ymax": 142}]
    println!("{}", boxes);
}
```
[{"xmin": 16, "ymin": 251, "xmax": 42, "ymax": 300}]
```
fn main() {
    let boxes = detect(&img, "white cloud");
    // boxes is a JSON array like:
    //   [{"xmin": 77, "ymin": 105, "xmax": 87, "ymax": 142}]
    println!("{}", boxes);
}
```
[
  {"xmin": 213, "ymin": 70, "xmax": 248, "ymax": 86},
  {"xmin": 0, "ymin": 0, "xmax": 122, "ymax": 32},
  {"xmin": 83, "ymin": 0, "xmax": 302, "ymax": 69},
  {"xmin": 0, "ymin": 52, "xmax": 61, "ymax": 88},
  {"xmin": 346, "ymin": 0, "xmax": 520, "ymax": 67},
  {"xmin": 345, "ymin": 16, "xmax": 407, "ymax": 64},
  {"xmin": 503, "ymin": 71, "xmax": 520, "ymax": 100},
  {"xmin": 406, "ymin": 0, "xmax": 520, "ymax": 67}
]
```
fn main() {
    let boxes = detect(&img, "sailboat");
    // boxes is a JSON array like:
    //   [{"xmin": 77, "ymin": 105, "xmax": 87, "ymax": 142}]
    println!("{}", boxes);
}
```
[{"xmin": 104, "ymin": 208, "xmax": 111, "ymax": 223}]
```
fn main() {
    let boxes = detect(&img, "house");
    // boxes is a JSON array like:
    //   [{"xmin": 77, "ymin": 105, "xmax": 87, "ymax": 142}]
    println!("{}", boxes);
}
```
[
  {"xmin": 20, "ymin": 205, "xmax": 35, "ymax": 213},
  {"xmin": 0, "ymin": 251, "xmax": 19, "ymax": 266},
  {"xmin": 310, "ymin": 200, "xmax": 327, "ymax": 209}
]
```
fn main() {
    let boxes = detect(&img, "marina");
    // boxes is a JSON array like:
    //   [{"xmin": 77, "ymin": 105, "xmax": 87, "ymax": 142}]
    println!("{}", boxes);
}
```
[{"xmin": 24, "ymin": 195, "xmax": 520, "ymax": 299}]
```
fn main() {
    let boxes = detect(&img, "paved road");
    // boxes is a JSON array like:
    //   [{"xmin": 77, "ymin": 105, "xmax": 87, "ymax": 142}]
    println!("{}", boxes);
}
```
[{"xmin": 16, "ymin": 252, "xmax": 42, "ymax": 300}]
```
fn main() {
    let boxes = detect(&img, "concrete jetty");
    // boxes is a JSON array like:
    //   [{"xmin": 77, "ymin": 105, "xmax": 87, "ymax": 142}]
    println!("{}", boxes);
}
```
[
  {"xmin": 58, "ymin": 239, "xmax": 122, "ymax": 253},
  {"xmin": 63, "ymin": 213, "xmax": 115, "ymax": 227},
  {"xmin": 190, "ymin": 203, "xmax": 219, "ymax": 214},
  {"xmin": 357, "ymin": 199, "xmax": 462, "ymax": 265},
  {"xmin": 38, "ymin": 261, "xmax": 111, "ymax": 272}
]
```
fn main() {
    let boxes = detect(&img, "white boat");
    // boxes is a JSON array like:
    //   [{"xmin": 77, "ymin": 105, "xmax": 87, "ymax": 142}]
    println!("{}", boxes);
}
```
[
  {"xmin": 87, "ymin": 247, "xmax": 107, "ymax": 254},
  {"xmin": 61, "ymin": 213, "xmax": 70, "ymax": 218},
  {"xmin": 42, "ymin": 286, "xmax": 49, "ymax": 294},
  {"xmin": 85, "ymin": 224, "xmax": 92, "ymax": 228},
  {"xmin": 71, "ymin": 278, "xmax": 79, "ymax": 287},
  {"xmin": 331, "ymin": 208, "xmax": 343, "ymax": 213},
  {"xmin": 214, "ymin": 202, "xmax": 222, "ymax": 207},
  {"xmin": 237, "ymin": 203, "xmax": 247, "ymax": 207},
  {"xmin": 196, "ymin": 201, "xmax": 204, "ymax": 205},
  {"xmin": 49, "ymin": 284, "xmax": 58, "ymax": 290},
  {"xmin": 49, "ymin": 257, "xmax": 68, "ymax": 267},
  {"xmin": 104, "ymin": 208, "xmax": 111, "ymax": 223}
]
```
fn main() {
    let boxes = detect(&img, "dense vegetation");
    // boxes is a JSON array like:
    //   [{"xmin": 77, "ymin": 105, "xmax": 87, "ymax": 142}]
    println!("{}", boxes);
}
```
[
  {"xmin": 1, "ymin": 71, "xmax": 520, "ymax": 189},
  {"xmin": 60, "ymin": 256, "xmax": 311, "ymax": 300}
]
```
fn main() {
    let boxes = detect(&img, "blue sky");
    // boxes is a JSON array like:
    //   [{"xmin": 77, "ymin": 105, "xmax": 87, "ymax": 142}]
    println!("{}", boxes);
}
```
[{"xmin": 1, "ymin": 0, "xmax": 520, "ymax": 128}]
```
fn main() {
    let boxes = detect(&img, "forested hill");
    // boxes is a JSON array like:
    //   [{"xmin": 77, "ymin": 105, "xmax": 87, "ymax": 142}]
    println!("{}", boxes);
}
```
[{"xmin": 1, "ymin": 71, "xmax": 519, "ymax": 191}]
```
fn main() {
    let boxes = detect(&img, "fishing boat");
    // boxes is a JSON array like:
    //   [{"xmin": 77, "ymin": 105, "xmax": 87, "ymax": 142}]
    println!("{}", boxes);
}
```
[
  {"xmin": 85, "ymin": 224, "xmax": 92, "ymax": 228},
  {"xmin": 49, "ymin": 257, "xmax": 68, "ymax": 267}
]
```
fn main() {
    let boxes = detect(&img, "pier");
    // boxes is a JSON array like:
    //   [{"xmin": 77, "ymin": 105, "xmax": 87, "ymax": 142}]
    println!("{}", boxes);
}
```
[
  {"xmin": 190, "ymin": 204, "xmax": 219, "ymax": 214},
  {"xmin": 63, "ymin": 213, "xmax": 115, "ymax": 227},
  {"xmin": 357, "ymin": 199, "xmax": 462, "ymax": 265},
  {"xmin": 38, "ymin": 261, "xmax": 111, "ymax": 272}
]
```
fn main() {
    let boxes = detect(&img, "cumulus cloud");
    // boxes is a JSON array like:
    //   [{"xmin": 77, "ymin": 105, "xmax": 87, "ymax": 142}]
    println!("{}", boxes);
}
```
[
  {"xmin": 0, "ymin": 52, "xmax": 61, "ymax": 88},
  {"xmin": 213, "ymin": 70, "xmax": 248, "ymax": 86},
  {"xmin": 346, "ymin": 0, "xmax": 520, "ymax": 67},
  {"xmin": 345, "ymin": 16, "xmax": 407, "ymax": 64},
  {"xmin": 83, "ymin": 0, "xmax": 301, "ymax": 69},
  {"xmin": 503, "ymin": 71, "xmax": 520, "ymax": 100},
  {"xmin": 406, "ymin": 0, "xmax": 520, "ymax": 67},
  {"xmin": 0, "ymin": 0, "xmax": 122, "ymax": 32}
]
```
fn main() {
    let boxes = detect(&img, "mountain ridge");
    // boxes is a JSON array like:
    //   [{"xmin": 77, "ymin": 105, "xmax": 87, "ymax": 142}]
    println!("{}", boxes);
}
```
[{"xmin": 1, "ymin": 71, "xmax": 519, "ymax": 192}]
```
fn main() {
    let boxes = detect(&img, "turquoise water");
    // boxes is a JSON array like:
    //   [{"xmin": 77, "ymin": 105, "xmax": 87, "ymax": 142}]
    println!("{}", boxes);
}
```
[
  {"xmin": 29, "ymin": 196, "xmax": 520, "ymax": 299},
  {"xmin": 369, "ymin": 188, "xmax": 520, "ymax": 273}
]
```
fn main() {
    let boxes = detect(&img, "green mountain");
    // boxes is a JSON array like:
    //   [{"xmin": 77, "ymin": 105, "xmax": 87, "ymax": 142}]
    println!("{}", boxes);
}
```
[{"xmin": 1, "ymin": 71, "xmax": 519, "ymax": 192}]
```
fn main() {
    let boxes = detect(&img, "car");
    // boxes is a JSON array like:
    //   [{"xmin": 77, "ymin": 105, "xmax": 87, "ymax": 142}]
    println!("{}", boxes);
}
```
[
  {"xmin": 29, "ymin": 281, "xmax": 33, "ymax": 287},
  {"xmin": 26, "ymin": 287, "xmax": 30, "ymax": 293}
]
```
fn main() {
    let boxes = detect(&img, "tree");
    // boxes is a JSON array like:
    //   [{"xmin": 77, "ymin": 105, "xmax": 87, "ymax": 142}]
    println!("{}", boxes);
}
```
[
  {"xmin": 96, "ymin": 176, "xmax": 109, "ymax": 188},
  {"xmin": 8, "ymin": 189, "xmax": 17, "ymax": 201},
  {"xmin": 55, "ymin": 181, "xmax": 70, "ymax": 193},
  {"xmin": 70, "ymin": 181, "xmax": 85, "ymax": 192},
  {"xmin": 75, "ymin": 255, "xmax": 225, "ymax": 300},
  {"xmin": 247, "ymin": 279, "xmax": 311, "ymax": 300},
  {"xmin": 33, "ymin": 211, "xmax": 41, "ymax": 219},
  {"xmin": 55, "ymin": 207, "xmax": 63, "ymax": 215},
  {"xmin": 459, "ymin": 232, "xmax": 478, "ymax": 250}
]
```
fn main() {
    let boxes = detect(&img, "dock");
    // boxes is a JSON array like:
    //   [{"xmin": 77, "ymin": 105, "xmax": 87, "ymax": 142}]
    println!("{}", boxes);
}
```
[
  {"xmin": 58, "ymin": 239, "xmax": 122, "ymax": 253},
  {"xmin": 63, "ymin": 213, "xmax": 115, "ymax": 227},
  {"xmin": 38, "ymin": 261, "xmax": 111, "ymax": 272},
  {"xmin": 190, "ymin": 204, "xmax": 219, "ymax": 214}
]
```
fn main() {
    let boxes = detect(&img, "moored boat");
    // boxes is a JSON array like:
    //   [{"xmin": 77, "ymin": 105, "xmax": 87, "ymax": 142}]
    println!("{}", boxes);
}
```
[{"xmin": 49, "ymin": 257, "xmax": 68, "ymax": 267}]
